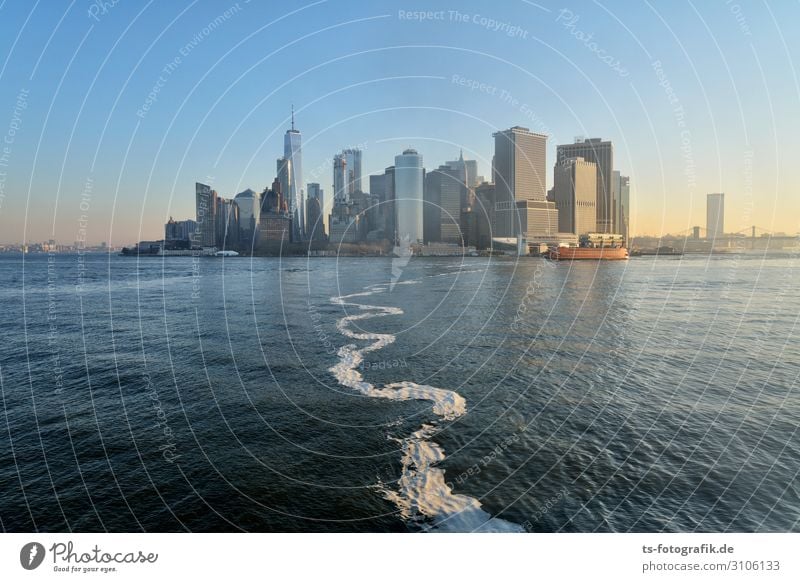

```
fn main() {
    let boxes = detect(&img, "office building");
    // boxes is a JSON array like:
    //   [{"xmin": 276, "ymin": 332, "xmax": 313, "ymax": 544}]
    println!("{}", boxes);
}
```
[
  {"xmin": 165, "ymin": 218, "xmax": 197, "ymax": 242},
  {"xmin": 195, "ymin": 183, "xmax": 217, "ymax": 247},
  {"xmin": 516, "ymin": 200, "xmax": 558, "ymax": 239},
  {"xmin": 394, "ymin": 149, "xmax": 424, "ymax": 246},
  {"xmin": 306, "ymin": 195, "xmax": 325, "ymax": 241},
  {"xmin": 557, "ymin": 138, "xmax": 614, "ymax": 233},
  {"xmin": 424, "ymin": 163, "xmax": 467, "ymax": 244},
  {"xmin": 366, "ymin": 168, "xmax": 395, "ymax": 241},
  {"xmin": 307, "ymin": 182, "xmax": 325, "ymax": 238},
  {"xmin": 256, "ymin": 178, "xmax": 291, "ymax": 245},
  {"xmin": 493, "ymin": 126, "xmax": 551, "ymax": 237},
  {"xmin": 707, "ymin": 192, "xmax": 725, "ymax": 240},
  {"xmin": 554, "ymin": 157, "xmax": 597, "ymax": 235},
  {"xmin": 284, "ymin": 107, "xmax": 304, "ymax": 238},
  {"xmin": 235, "ymin": 188, "xmax": 260, "ymax": 246},
  {"xmin": 474, "ymin": 182, "xmax": 496, "ymax": 249},
  {"xmin": 445, "ymin": 150, "xmax": 479, "ymax": 188},
  {"xmin": 613, "ymin": 171, "xmax": 630, "ymax": 243},
  {"xmin": 333, "ymin": 153, "xmax": 347, "ymax": 204},
  {"xmin": 215, "ymin": 197, "xmax": 239, "ymax": 249},
  {"xmin": 343, "ymin": 148, "xmax": 362, "ymax": 195}
]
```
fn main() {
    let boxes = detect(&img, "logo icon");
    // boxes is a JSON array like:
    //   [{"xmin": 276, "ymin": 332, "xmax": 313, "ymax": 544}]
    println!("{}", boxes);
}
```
[{"xmin": 20, "ymin": 542, "xmax": 45, "ymax": 570}]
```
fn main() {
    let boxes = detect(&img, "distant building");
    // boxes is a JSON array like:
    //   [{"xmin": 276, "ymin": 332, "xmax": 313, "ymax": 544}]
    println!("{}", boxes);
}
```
[
  {"xmin": 554, "ymin": 157, "xmax": 597, "ymax": 235},
  {"xmin": 333, "ymin": 153, "xmax": 347, "ymax": 204},
  {"xmin": 557, "ymin": 138, "xmax": 614, "ymax": 233},
  {"xmin": 445, "ymin": 150, "xmax": 479, "ymax": 188},
  {"xmin": 165, "ymin": 217, "xmax": 197, "ymax": 242},
  {"xmin": 394, "ymin": 149, "xmax": 424, "ymax": 246},
  {"xmin": 515, "ymin": 200, "xmax": 558, "ymax": 239},
  {"xmin": 366, "ymin": 168, "xmax": 396, "ymax": 241},
  {"xmin": 306, "ymin": 195, "xmax": 325, "ymax": 241},
  {"xmin": 307, "ymin": 182, "xmax": 325, "ymax": 239},
  {"xmin": 474, "ymin": 182, "xmax": 496, "ymax": 249},
  {"xmin": 195, "ymin": 182, "xmax": 217, "ymax": 247},
  {"xmin": 284, "ymin": 108, "xmax": 304, "ymax": 238},
  {"xmin": 613, "ymin": 171, "xmax": 630, "ymax": 243},
  {"xmin": 424, "ymin": 163, "xmax": 467, "ymax": 244},
  {"xmin": 493, "ymin": 126, "xmax": 550, "ymax": 237},
  {"xmin": 215, "ymin": 197, "xmax": 239, "ymax": 250},
  {"xmin": 235, "ymin": 188, "xmax": 260, "ymax": 247},
  {"xmin": 328, "ymin": 215, "xmax": 360, "ymax": 244},
  {"xmin": 343, "ymin": 148, "xmax": 362, "ymax": 195},
  {"xmin": 257, "ymin": 178, "xmax": 291, "ymax": 245},
  {"xmin": 707, "ymin": 192, "xmax": 725, "ymax": 240}
]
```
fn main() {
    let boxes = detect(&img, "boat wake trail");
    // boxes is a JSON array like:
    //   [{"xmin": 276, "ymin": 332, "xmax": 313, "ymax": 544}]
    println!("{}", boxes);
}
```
[{"xmin": 329, "ymin": 282, "xmax": 522, "ymax": 532}]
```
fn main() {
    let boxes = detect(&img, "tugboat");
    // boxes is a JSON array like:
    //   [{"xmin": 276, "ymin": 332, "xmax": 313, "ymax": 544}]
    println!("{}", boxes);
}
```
[{"xmin": 548, "ymin": 233, "xmax": 628, "ymax": 261}]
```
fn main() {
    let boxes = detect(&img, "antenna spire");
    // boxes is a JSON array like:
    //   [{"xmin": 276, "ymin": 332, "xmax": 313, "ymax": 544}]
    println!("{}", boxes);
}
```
[{"xmin": 291, "ymin": 104, "xmax": 295, "ymax": 131}]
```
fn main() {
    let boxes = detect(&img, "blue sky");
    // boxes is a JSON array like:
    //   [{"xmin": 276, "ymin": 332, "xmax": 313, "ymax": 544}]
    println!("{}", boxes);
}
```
[{"xmin": 0, "ymin": 0, "xmax": 798, "ymax": 244}]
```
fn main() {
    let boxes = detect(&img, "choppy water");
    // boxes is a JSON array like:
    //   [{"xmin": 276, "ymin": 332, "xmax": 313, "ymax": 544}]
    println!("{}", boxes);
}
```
[{"xmin": 1, "ymin": 251, "xmax": 798, "ymax": 532}]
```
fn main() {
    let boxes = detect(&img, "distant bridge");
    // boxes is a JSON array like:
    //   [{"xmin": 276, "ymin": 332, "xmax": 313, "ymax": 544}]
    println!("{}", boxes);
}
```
[{"xmin": 636, "ymin": 226, "xmax": 799, "ymax": 250}]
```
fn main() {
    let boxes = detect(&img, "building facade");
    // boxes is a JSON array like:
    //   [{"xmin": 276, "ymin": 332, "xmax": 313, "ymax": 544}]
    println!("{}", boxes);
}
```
[
  {"xmin": 557, "ymin": 138, "xmax": 614, "ymax": 234},
  {"xmin": 234, "ymin": 188, "xmax": 260, "ymax": 247},
  {"xmin": 195, "ymin": 182, "xmax": 217, "ymax": 247},
  {"xmin": 165, "ymin": 218, "xmax": 197, "ymax": 242},
  {"xmin": 554, "ymin": 157, "xmax": 597, "ymax": 235},
  {"xmin": 424, "ymin": 164, "xmax": 467, "ymax": 244},
  {"xmin": 613, "ymin": 171, "xmax": 630, "ymax": 243},
  {"xmin": 343, "ymin": 148, "xmax": 362, "ymax": 195},
  {"xmin": 493, "ymin": 126, "xmax": 550, "ymax": 237},
  {"xmin": 333, "ymin": 153, "xmax": 347, "ymax": 204},
  {"xmin": 307, "ymin": 182, "xmax": 325, "ymax": 239},
  {"xmin": 394, "ymin": 149, "xmax": 424, "ymax": 246},
  {"xmin": 215, "ymin": 197, "xmax": 239, "ymax": 249},
  {"xmin": 284, "ymin": 110, "xmax": 304, "ymax": 238}
]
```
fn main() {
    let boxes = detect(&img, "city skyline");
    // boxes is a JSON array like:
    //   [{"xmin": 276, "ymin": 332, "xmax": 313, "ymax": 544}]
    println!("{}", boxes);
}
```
[
  {"xmin": 1, "ymin": 0, "xmax": 799, "ymax": 552},
  {"xmin": 0, "ymin": 1, "xmax": 798, "ymax": 245}
]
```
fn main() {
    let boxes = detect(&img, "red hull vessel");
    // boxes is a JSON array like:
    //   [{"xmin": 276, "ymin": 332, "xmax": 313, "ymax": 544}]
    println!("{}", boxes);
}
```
[{"xmin": 548, "ymin": 246, "xmax": 629, "ymax": 260}]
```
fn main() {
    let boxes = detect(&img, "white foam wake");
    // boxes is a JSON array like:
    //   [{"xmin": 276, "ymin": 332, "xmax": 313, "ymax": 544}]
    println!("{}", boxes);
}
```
[{"xmin": 329, "ymin": 284, "xmax": 522, "ymax": 532}]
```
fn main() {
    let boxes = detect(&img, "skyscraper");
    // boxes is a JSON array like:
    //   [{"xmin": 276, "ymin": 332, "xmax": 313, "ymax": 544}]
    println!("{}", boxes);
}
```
[
  {"xmin": 554, "ymin": 157, "xmax": 597, "ymax": 235},
  {"xmin": 707, "ymin": 193, "xmax": 725, "ymax": 240},
  {"xmin": 195, "ymin": 182, "xmax": 217, "ymax": 247},
  {"xmin": 333, "ymin": 153, "xmax": 347, "ymax": 204},
  {"xmin": 306, "ymin": 183, "xmax": 325, "ymax": 241},
  {"xmin": 557, "ymin": 138, "xmax": 614, "ymax": 233},
  {"xmin": 284, "ymin": 107, "xmax": 303, "ymax": 238},
  {"xmin": 445, "ymin": 150, "xmax": 479, "ymax": 188},
  {"xmin": 474, "ymin": 181, "xmax": 496, "ymax": 249},
  {"xmin": 424, "ymin": 164, "xmax": 467, "ymax": 244},
  {"xmin": 394, "ymin": 149, "xmax": 424, "ymax": 246},
  {"xmin": 613, "ymin": 171, "xmax": 631, "ymax": 243},
  {"xmin": 234, "ymin": 188, "xmax": 260, "ymax": 247},
  {"xmin": 343, "ymin": 148, "xmax": 362, "ymax": 195},
  {"xmin": 215, "ymin": 197, "xmax": 239, "ymax": 249},
  {"xmin": 493, "ymin": 126, "xmax": 556, "ymax": 238}
]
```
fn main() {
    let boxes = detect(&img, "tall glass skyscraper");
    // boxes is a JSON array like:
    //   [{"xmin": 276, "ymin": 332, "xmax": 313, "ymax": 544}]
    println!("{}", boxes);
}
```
[
  {"xmin": 234, "ymin": 188, "xmax": 260, "ymax": 246},
  {"xmin": 284, "ymin": 107, "xmax": 303, "ymax": 238},
  {"xmin": 394, "ymin": 149, "xmax": 424, "ymax": 246},
  {"xmin": 343, "ymin": 148, "xmax": 362, "ymax": 194}
]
